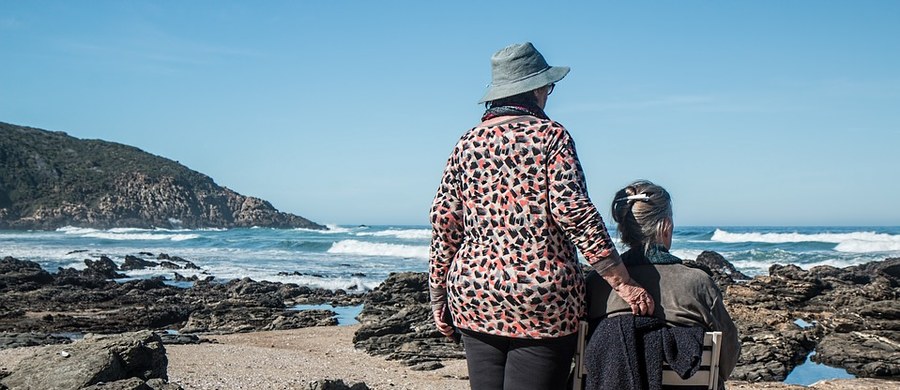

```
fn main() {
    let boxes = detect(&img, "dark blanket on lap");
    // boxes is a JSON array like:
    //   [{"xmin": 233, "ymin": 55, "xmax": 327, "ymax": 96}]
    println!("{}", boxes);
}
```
[{"xmin": 585, "ymin": 314, "xmax": 705, "ymax": 390}]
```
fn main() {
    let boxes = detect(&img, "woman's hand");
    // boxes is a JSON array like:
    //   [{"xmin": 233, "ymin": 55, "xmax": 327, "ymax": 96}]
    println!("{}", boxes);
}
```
[
  {"xmin": 599, "ymin": 261, "xmax": 656, "ymax": 316},
  {"xmin": 432, "ymin": 302, "xmax": 455, "ymax": 337},
  {"xmin": 613, "ymin": 279, "xmax": 655, "ymax": 316}
]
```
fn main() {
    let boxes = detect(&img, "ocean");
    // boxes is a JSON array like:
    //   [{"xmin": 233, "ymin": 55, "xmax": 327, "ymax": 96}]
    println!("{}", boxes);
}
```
[
  {"xmin": 2, "ymin": 225, "xmax": 899, "ymax": 290},
  {"xmin": 3, "ymin": 224, "xmax": 897, "ymax": 384}
]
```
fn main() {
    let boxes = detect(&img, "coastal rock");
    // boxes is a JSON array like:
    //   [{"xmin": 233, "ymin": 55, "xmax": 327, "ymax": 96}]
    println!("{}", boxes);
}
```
[
  {"xmin": 157, "ymin": 261, "xmax": 181, "ymax": 270},
  {"xmin": 725, "ymin": 264, "xmax": 826, "ymax": 310},
  {"xmin": 84, "ymin": 256, "xmax": 126, "ymax": 279},
  {"xmin": 0, "ymin": 332, "xmax": 71, "ymax": 350},
  {"xmin": 0, "ymin": 330, "xmax": 169, "ymax": 390},
  {"xmin": 353, "ymin": 272, "xmax": 465, "ymax": 366},
  {"xmin": 79, "ymin": 377, "xmax": 149, "ymax": 390},
  {"xmin": 730, "ymin": 329, "xmax": 816, "ymax": 381},
  {"xmin": 410, "ymin": 361, "xmax": 444, "ymax": 371},
  {"xmin": 172, "ymin": 273, "xmax": 210, "ymax": 283},
  {"xmin": 307, "ymin": 379, "xmax": 370, "ymax": 390},
  {"xmin": 154, "ymin": 332, "xmax": 207, "ymax": 345},
  {"xmin": 180, "ymin": 305, "xmax": 337, "ymax": 334},
  {"xmin": 0, "ymin": 257, "xmax": 53, "ymax": 292},
  {"xmin": 167, "ymin": 256, "xmax": 200, "ymax": 270},
  {"xmin": 121, "ymin": 255, "xmax": 159, "ymax": 271},
  {"xmin": 723, "ymin": 268, "xmax": 819, "ymax": 382},
  {"xmin": 0, "ymin": 305, "xmax": 23, "ymax": 320},
  {"xmin": 724, "ymin": 256, "xmax": 899, "ymax": 380},
  {"xmin": 53, "ymin": 266, "xmax": 119, "ymax": 289},
  {"xmin": 800, "ymin": 259, "xmax": 900, "ymax": 378},
  {"xmin": 687, "ymin": 250, "xmax": 751, "ymax": 288},
  {"xmin": 0, "ymin": 121, "xmax": 324, "ymax": 230},
  {"xmin": 0, "ymin": 256, "xmax": 354, "ymax": 336},
  {"xmin": 813, "ymin": 331, "xmax": 900, "ymax": 377},
  {"xmin": 144, "ymin": 378, "xmax": 184, "ymax": 390}
]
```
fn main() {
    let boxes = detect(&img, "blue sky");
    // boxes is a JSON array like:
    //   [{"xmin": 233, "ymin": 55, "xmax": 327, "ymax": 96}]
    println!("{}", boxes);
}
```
[{"xmin": 2, "ymin": 1, "xmax": 898, "ymax": 226}]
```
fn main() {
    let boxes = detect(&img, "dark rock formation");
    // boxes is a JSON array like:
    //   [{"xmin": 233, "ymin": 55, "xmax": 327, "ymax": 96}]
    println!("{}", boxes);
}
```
[
  {"xmin": 801, "ymin": 258, "xmax": 900, "ymax": 378},
  {"xmin": 158, "ymin": 261, "xmax": 181, "ymax": 270},
  {"xmin": 0, "ymin": 121, "xmax": 324, "ymax": 230},
  {"xmin": 308, "ymin": 379, "xmax": 370, "ymax": 390},
  {"xmin": 0, "ymin": 257, "xmax": 53, "ymax": 292},
  {"xmin": 0, "ymin": 256, "xmax": 362, "ymax": 336},
  {"xmin": 121, "ymin": 255, "xmax": 159, "ymax": 271},
  {"xmin": 0, "ymin": 332, "xmax": 71, "ymax": 350},
  {"xmin": 81, "ymin": 377, "xmax": 184, "ymax": 389},
  {"xmin": 726, "ymin": 258, "xmax": 899, "ymax": 381},
  {"xmin": 684, "ymin": 250, "xmax": 751, "ymax": 289},
  {"xmin": 181, "ymin": 306, "xmax": 338, "ymax": 334},
  {"xmin": 84, "ymin": 256, "xmax": 126, "ymax": 279},
  {"xmin": 814, "ymin": 331, "xmax": 900, "ymax": 378},
  {"xmin": 155, "ymin": 254, "xmax": 199, "ymax": 270},
  {"xmin": 352, "ymin": 272, "xmax": 465, "ymax": 368},
  {"xmin": 153, "ymin": 332, "xmax": 208, "ymax": 346},
  {"xmin": 0, "ymin": 330, "xmax": 178, "ymax": 390}
]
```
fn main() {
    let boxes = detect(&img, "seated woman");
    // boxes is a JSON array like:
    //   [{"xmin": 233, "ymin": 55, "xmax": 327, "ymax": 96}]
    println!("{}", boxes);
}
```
[{"xmin": 585, "ymin": 180, "xmax": 740, "ymax": 388}]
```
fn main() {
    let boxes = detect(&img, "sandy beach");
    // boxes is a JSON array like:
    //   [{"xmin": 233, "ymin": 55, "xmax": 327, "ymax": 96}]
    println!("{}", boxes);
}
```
[
  {"xmin": 164, "ymin": 325, "xmax": 470, "ymax": 390},
  {"xmin": 163, "ymin": 326, "xmax": 898, "ymax": 390}
]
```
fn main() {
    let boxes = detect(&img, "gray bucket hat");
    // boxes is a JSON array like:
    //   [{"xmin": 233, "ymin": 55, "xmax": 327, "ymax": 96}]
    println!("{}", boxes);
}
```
[{"xmin": 478, "ymin": 42, "xmax": 570, "ymax": 104}]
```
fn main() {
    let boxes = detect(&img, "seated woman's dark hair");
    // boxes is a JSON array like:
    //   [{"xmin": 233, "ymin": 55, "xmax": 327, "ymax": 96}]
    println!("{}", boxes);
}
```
[{"xmin": 486, "ymin": 89, "xmax": 539, "ymax": 109}]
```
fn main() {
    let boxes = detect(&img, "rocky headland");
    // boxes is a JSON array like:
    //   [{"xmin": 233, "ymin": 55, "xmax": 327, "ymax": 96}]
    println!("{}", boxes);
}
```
[
  {"xmin": 0, "ymin": 121, "xmax": 324, "ymax": 230},
  {"xmin": 0, "ymin": 251, "xmax": 898, "ymax": 389}
]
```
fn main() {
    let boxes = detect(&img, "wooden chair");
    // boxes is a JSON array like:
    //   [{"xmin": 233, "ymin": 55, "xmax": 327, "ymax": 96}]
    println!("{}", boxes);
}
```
[{"xmin": 571, "ymin": 321, "xmax": 723, "ymax": 390}]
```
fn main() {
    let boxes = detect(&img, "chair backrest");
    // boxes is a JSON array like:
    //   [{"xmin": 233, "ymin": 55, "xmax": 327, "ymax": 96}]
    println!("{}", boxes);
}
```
[
  {"xmin": 571, "ymin": 321, "xmax": 722, "ymax": 390},
  {"xmin": 661, "ymin": 331, "xmax": 722, "ymax": 389}
]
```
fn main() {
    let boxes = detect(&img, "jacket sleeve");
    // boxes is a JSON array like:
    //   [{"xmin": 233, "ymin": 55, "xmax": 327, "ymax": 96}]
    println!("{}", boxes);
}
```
[
  {"xmin": 429, "ymin": 144, "xmax": 464, "ymax": 295},
  {"xmin": 545, "ymin": 124, "xmax": 619, "ymax": 272},
  {"xmin": 709, "ymin": 288, "xmax": 741, "ymax": 380}
]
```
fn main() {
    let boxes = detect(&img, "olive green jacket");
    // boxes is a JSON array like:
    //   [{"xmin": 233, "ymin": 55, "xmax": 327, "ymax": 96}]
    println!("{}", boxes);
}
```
[{"xmin": 585, "ymin": 262, "xmax": 741, "ymax": 380}]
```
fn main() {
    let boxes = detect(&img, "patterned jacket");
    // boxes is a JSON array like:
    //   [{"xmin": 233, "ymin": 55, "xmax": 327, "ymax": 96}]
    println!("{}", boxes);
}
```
[{"xmin": 430, "ymin": 115, "xmax": 618, "ymax": 338}]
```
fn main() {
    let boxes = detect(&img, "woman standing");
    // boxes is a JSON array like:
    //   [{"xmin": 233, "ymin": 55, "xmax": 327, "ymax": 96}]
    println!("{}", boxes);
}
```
[{"xmin": 429, "ymin": 42, "xmax": 655, "ymax": 390}]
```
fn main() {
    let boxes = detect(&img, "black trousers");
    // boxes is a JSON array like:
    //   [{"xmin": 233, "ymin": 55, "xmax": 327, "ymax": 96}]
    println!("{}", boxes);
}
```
[{"xmin": 461, "ymin": 329, "xmax": 578, "ymax": 390}]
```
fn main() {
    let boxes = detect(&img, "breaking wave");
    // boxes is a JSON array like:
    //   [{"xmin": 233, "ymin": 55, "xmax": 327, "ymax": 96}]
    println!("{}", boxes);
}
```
[
  {"xmin": 56, "ymin": 226, "xmax": 199, "ymax": 241},
  {"xmin": 711, "ymin": 229, "xmax": 900, "ymax": 253},
  {"xmin": 355, "ymin": 228, "xmax": 431, "ymax": 240},
  {"xmin": 326, "ymin": 239, "xmax": 428, "ymax": 259}
]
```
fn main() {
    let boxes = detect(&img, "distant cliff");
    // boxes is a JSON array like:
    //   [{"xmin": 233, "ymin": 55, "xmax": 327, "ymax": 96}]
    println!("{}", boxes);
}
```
[{"xmin": 0, "ymin": 122, "xmax": 325, "ymax": 230}]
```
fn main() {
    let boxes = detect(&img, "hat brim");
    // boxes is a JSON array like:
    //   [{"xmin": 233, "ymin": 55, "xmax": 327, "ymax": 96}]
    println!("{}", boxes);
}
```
[{"xmin": 478, "ymin": 66, "xmax": 570, "ymax": 104}]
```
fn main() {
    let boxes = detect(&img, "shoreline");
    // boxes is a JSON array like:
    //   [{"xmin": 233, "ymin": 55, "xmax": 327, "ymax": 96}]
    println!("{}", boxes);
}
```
[
  {"xmin": 1, "ymin": 325, "xmax": 894, "ymax": 390},
  {"xmin": 1, "ymin": 254, "xmax": 898, "ymax": 388}
]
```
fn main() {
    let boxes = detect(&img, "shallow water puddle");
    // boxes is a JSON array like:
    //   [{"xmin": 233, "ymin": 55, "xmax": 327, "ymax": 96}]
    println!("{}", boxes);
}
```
[
  {"xmin": 784, "ymin": 350, "xmax": 855, "ymax": 386},
  {"xmin": 291, "ymin": 304, "xmax": 363, "ymax": 326}
]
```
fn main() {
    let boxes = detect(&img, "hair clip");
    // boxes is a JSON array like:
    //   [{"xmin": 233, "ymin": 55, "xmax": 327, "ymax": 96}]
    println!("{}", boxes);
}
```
[{"xmin": 615, "ymin": 194, "xmax": 651, "ymax": 203}]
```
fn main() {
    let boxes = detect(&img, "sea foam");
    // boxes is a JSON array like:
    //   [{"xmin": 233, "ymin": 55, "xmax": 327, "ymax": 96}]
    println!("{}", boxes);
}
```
[
  {"xmin": 711, "ymin": 229, "xmax": 900, "ymax": 246},
  {"xmin": 834, "ymin": 240, "xmax": 900, "ymax": 253},
  {"xmin": 294, "ymin": 224, "xmax": 354, "ymax": 234},
  {"xmin": 730, "ymin": 257, "xmax": 866, "ymax": 274},
  {"xmin": 356, "ymin": 228, "xmax": 431, "ymax": 240},
  {"xmin": 82, "ymin": 232, "xmax": 199, "ymax": 241},
  {"xmin": 55, "ymin": 226, "xmax": 199, "ymax": 241},
  {"xmin": 57, "ymin": 226, "xmax": 99, "ymax": 235},
  {"xmin": 327, "ymin": 239, "xmax": 429, "ymax": 259},
  {"xmin": 669, "ymin": 249, "xmax": 705, "ymax": 260}
]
